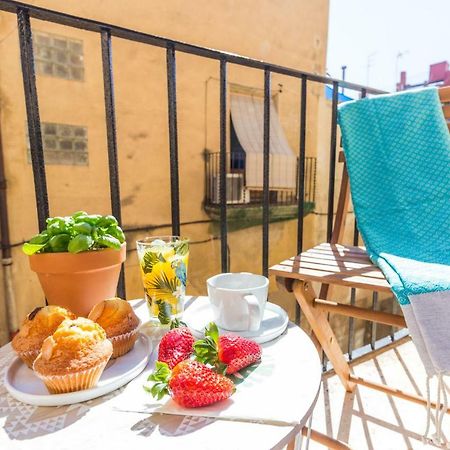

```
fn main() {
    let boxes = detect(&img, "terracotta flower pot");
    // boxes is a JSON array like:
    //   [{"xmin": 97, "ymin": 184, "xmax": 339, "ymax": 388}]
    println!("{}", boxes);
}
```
[{"xmin": 29, "ymin": 243, "xmax": 126, "ymax": 317}]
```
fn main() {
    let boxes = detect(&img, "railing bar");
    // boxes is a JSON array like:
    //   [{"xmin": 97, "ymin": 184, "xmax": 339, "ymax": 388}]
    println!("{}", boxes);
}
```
[
  {"xmin": 100, "ymin": 28, "xmax": 125, "ymax": 298},
  {"xmin": 390, "ymin": 300, "xmax": 396, "ymax": 341},
  {"xmin": 219, "ymin": 59, "xmax": 228, "ymax": 272},
  {"xmin": 262, "ymin": 68, "xmax": 271, "ymax": 277},
  {"xmin": 204, "ymin": 152, "xmax": 209, "ymax": 205},
  {"xmin": 297, "ymin": 75, "xmax": 307, "ymax": 254},
  {"xmin": 347, "ymin": 288, "xmax": 356, "ymax": 360},
  {"xmin": 326, "ymin": 81, "xmax": 339, "ymax": 242},
  {"xmin": 166, "ymin": 44, "xmax": 181, "ymax": 236},
  {"xmin": 370, "ymin": 291, "xmax": 378, "ymax": 350},
  {"xmin": 313, "ymin": 158, "xmax": 317, "ymax": 202},
  {"xmin": 101, "ymin": 29, "xmax": 122, "ymax": 223},
  {"xmin": 17, "ymin": 7, "xmax": 49, "ymax": 231},
  {"xmin": 348, "ymin": 216, "xmax": 359, "ymax": 359},
  {"xmin": 295, "ymin": 75, "xmax": 308, "ymax": 325},
  {"xmin": 0, "ymin": 1, "xmax": 387, "ymax": 94}
]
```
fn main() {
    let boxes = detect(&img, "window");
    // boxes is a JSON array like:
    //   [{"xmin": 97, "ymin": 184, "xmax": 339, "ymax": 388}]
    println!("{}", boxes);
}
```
[
  {"xmin": 34, "ymin": 31, "xmax": 84, "ymax": 81},
  {"xmin": 27, "ymin": 123, "xmax": 88, "ymax": 165}
]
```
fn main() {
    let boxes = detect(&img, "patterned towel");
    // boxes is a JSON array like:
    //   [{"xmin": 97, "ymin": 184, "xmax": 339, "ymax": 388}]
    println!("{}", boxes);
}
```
[{"xmin": 338, "ymin": 87, "xmax": 450, "ymax": 446}]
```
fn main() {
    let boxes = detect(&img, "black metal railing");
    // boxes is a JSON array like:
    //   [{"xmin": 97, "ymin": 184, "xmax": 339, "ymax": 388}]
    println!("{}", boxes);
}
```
[
  {"xmin": 0, "ymin": 0, "xmax": 397, "ymax": 360},
  {"xmin": 204, "ymin": 152, "xmax": 316, "ymax": 207}
]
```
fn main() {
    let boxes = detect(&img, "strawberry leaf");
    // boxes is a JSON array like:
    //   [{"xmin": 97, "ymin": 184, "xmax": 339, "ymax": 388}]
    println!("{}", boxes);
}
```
[
  {"xmin": 169, "ymin": 318, "xmax": 187, "ymax": 330},
  {"xmin": 145, "ymin": 362, "xmax": 172, "ymax": 400},
  {"xmin": 205, "ymin": 322, "xmax": 219, "ymax": 344},
  {"xmin": 148, "ymin": 361, "xmax": 172, "ymax": 382}
]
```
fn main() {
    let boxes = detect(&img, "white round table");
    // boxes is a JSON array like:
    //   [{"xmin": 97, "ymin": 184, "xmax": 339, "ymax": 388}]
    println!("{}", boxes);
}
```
[{"xmin": 0, "ymin": 297, "xmax": 322, "ymax": 450}]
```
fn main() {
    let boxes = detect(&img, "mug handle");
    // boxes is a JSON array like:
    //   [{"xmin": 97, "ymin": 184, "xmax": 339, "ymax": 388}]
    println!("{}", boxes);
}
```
[{"xmin": 243, "ymin": 294, "xmax": 261, "ymax": 331}]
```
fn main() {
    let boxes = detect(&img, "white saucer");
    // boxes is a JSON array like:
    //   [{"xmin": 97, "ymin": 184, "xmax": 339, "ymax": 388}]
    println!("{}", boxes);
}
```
[
  {"xmin": 4, "ymin": 333, "xmax": 152, "ymax": 407},
  {"xmin": 183, "ymin": 297, "xmax": 289, "ymax": 344}
]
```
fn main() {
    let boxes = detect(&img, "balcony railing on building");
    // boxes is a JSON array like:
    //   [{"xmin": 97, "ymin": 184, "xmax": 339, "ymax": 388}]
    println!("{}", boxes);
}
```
[{"xmin": 204, "ymin": 151, "xmax": 316, "ymax": 210}]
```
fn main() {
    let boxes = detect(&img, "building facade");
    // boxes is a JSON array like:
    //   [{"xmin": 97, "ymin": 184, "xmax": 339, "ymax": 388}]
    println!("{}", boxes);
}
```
[{"xmin": 0, "ymin": 0, "xmax": 330, "ymax": 342}]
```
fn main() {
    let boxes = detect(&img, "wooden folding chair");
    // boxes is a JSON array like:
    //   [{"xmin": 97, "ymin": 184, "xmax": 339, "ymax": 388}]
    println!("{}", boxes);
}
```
[{"xmin": 270, "ymin": 86, "xmax": 450, "ymax": 410}]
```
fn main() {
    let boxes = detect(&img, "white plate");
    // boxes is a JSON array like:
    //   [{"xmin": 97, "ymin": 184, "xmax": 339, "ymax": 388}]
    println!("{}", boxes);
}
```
[
  {"xmin": 4, "ymin": 333, "xmax": 152, "ymax": 407},
  {"xmin": 183, "ymin": 297, "xmax": 289, "ymax": 344}
]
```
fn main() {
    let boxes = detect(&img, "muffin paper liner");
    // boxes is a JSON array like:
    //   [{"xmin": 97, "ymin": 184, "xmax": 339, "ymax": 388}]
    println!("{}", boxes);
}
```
[
  {"xmin": 17, "ymin": 349, "xmax": 40, "ymax": 369},
  {"xmin": 109, "ymin": 324, "xmax": 140, "ymax": 359},
  {"xmin": 34, "ymin": 359, "xmax": 109, "ymax": 394}
]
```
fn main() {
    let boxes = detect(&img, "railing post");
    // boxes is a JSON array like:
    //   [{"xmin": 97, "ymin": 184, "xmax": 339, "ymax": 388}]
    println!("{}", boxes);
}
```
[
  {"xmin": 101, "ymin": 28, "xmax": 125, "ymax": 298},
  {"xmin": 219, "ymin": 59, "xmax": 228, "ymax": 272},
  {"xmin": 262, "ymin": 68, "xmax": 271, "ymax": 277},
  {"xmin": 295, "ymin": 74, "xmax": 308, "ymax": 325},
  {"xmin": 166, "ymin": 43, "xmax": 181, "ymax": 237},
  {"xmin": 17, "ymin": 7, "xmax": 49, "ymax": 231},
  {"xmin": 297, "ymin": 75, "xmax": 307, "ymax": 254},
  {"xmin": 347, "ymin": 216, "xmax": 360, "ymax": 360},
  {"xmin": 370, "ymin": 292, "xmax": 378, "ymax": 350},
  {"xmin": 326, "ymin": 81, "xmax": 339, "ymax": 242}
]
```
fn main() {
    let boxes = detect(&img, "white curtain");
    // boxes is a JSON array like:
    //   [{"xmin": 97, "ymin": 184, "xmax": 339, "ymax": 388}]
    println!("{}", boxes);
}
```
[{"xmin": 230, "ymin": 93, "xmax": 297, "ymax": 189}]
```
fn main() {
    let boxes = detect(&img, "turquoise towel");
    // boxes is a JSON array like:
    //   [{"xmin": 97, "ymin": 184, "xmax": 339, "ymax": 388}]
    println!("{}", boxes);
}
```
[
  {"xmin": 338, "ymin": 87, "xmax": 450, "ymax": 305},
  {"xmin": 338, "ymin": 87, "xmax": 450, "ymax": 444}
]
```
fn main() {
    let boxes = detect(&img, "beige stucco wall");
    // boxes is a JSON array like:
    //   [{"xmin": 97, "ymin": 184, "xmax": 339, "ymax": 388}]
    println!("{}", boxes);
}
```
[{"xmin": 0, "ymin": 0, "xmax": 330, "ymax": 343}]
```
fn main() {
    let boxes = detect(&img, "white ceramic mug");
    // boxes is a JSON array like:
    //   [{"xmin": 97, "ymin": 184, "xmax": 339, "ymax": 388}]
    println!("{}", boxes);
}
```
[{"xmin": 206, "ymin": 272, "xmax": 269, "ymax": 331}]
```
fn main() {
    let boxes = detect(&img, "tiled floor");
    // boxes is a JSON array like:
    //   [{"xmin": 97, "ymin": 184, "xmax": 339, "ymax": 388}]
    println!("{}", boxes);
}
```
[{"xmin": 308, "ymin": 337, "xmax": 449, "ymax": 450}]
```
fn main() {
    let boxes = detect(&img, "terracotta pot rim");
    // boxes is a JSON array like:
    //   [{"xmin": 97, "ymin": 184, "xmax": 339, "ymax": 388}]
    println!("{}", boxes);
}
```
[{"xmin": 29, "ymin": 243, "xmax": 126, "ymax": 273}]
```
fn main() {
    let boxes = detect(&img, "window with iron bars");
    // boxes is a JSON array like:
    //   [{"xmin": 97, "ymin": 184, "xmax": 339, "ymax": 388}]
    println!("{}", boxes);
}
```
[
  {"xmin": 33, "ymin": 31, "xmax": 84, "ymax": 81},
  {"xmin": 26, "ymin": 122, "xmax": 88, "ymax": 166}
]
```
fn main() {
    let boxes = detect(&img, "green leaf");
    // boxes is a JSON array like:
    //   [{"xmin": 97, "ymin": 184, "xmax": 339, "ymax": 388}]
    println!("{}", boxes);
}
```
[
  {"xmin": 75, "ymin": 214, "xmax": 102, "ymax": 225},
  {"xmin": 216, "ymin": 362, "xmax": 228, "ymax": 375},
  {"xmin": 68, "ymin": 234, "xmax": 93, "ymax": 253},
  {"xmin": 148, "ymin": 270, "xmax": 178, "ymax": 296},
  {"xmin": 193, "ymin": 335, "xmax": 218, "ymax": 366},
  {"xmin": 156, "ymin": 300, "xmax": 172, "ymax": 325},
  {"xmin": 141, "ymin": 250, "xmax": 161, "ymax": 274},
  {"xmin": 106, "ymin": 225, "xmax": 125, "ymax": 243},
  {"xmin": 48, "ymin": 233, "xmax": 71, "ymax": 252},
  {"xmin": 149, "ymin": 362, "xmax": 172, "ymax": 382},
  {"xmin": 96, "ymin": 234, "xmax": 121, "ymax": 250},
  {"xmin": 205, "ymin": 322, "xmax": 219, "ymax": 345},
  {"xmin": 72, "ymin": 211, "xmax": 87, "ymax": 219},
  {"xmin": 47, "ymin": 218, "xmax": 71, "ymax": 235},
  {"xmin": 144, "ymin": 362, "xmax": 171, "ymax": 400},
  {"xmin": 46, "ymin": 216, "xmax": 65, "ymax": 226},
  {"xmin": 22, "ymin": 242, "xmax": 46, "ymax": 255},
  {"xmin": 98, "ymin": 215, "xmax": 118, "ymax": 228},
  {"xmin": 170, "ymin": 318, "xmax": 187, "ymax": 329},
  {"xmin": 143, "ymin": 385, "xmax": 153, "ymax": 394},
  {"xmin": 174, "ymin": 240, "xmax": 189, "ymax": 256},
  {"xmin": 29, "ymin": 232, "xmax": 49, "ymax": 245},
  {"xmin": 73, "ymin": 222, "xmax": 92, "ymax": 235}
]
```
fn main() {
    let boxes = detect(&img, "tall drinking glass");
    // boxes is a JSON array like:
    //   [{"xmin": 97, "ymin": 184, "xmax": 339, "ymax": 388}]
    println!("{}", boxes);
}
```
[{"xmin": 136, "ymin": 236, "xmax": 189, "ymax": 324}]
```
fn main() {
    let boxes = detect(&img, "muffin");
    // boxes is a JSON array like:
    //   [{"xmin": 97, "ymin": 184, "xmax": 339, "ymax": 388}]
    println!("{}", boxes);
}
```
[
  {"xmin": 12, "ymin": 305, "xmax": 76, "ymax": 368},
  {"xmin": 33, "ymin": 318, "xmax": 113, "ymax": 394},
  {"xmin": 88, "ymin": 298, "xmax": 140, "ymax": 358}
]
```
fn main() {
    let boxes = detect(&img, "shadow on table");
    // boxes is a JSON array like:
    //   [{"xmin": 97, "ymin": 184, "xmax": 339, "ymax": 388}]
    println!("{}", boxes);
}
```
[
  {"xmin": 131, "ymin": 413, "xmax": 215, "ymax": 438},
  {"xmin": 0, "ymin": 381, "xmax": 125, "ymax": 441}
]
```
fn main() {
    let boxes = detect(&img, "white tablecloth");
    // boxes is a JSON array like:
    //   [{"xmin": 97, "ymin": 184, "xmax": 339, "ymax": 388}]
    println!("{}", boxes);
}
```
[{"xmin": 0, "ymin": 298, "xmax": 321, "ymax": 450}]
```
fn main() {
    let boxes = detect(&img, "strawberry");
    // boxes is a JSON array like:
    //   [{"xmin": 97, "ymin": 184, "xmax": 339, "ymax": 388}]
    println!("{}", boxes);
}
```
[
  {"xmin": 145, "ymin": 360, "xmax": 235, "ymax": 408},
  {"xmin": 158, "ymin": 323, "xmax": 195, "ymax": 369},
  {"xmin": 193, "ymin": 322, "xmax": 261, "ymax": 374}
]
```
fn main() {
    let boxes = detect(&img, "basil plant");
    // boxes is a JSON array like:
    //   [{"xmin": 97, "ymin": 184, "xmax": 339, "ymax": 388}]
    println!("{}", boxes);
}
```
[{"xmin": 22, "ymin": 211, "xmax": 125, "ymax": 255}]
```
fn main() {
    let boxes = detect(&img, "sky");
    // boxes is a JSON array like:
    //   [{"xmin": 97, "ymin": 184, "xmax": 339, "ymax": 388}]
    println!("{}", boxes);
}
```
[{"xmin": 327, "ymin": 0, "xmax": 450, "ymax": 92}]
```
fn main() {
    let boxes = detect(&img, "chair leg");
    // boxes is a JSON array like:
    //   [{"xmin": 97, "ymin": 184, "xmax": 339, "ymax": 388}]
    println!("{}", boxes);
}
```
[{"xmin": 292, "ymin": 280, "xmax": 355, "ymax": 392}]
